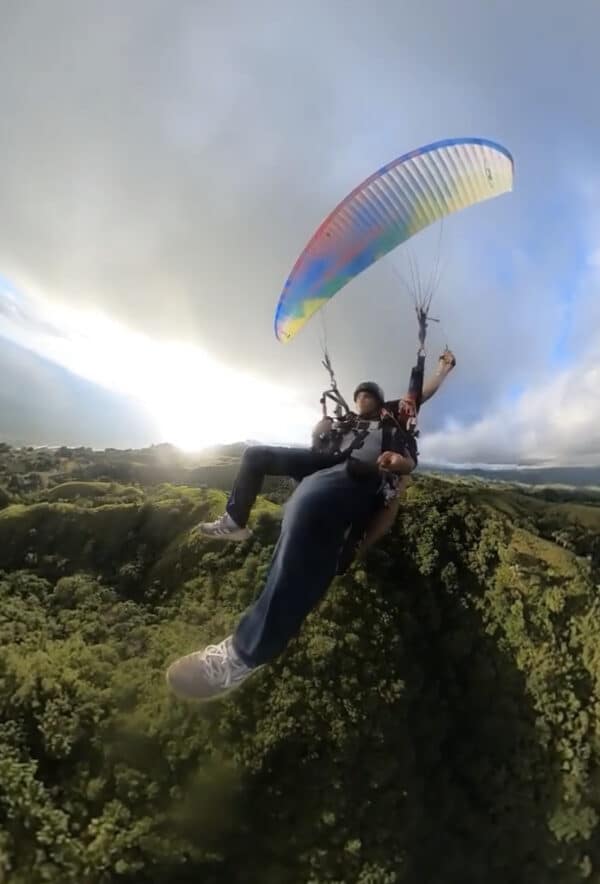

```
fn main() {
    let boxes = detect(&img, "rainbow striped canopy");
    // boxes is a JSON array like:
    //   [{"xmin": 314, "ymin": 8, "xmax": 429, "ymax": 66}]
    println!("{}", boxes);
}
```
[{"xmin": 274, "ymin": 137, "xmax": 514, "ymax": 342}]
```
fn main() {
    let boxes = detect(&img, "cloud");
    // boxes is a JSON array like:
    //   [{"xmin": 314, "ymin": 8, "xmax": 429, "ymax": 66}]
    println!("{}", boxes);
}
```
[
  {"xmin": 0, "ymin": 282, "xmax": 316, "ymax": 449},
  {"xmin": 1, "ymin": 0, "xmax": 600, "ymax": 461},
  {"xmin": 422, "ymin": 343, "xmax": 600, "ymax": 467},
  {"xmin": 0, "ymin": 337, "xmax": 160, "ymax": 449}
]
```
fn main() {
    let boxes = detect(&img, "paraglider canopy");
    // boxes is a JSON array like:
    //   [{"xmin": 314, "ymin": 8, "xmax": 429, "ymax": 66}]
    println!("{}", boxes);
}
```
[{"xmin": 274, "ymin": 137, "xmax": 514, "ymax": 343}]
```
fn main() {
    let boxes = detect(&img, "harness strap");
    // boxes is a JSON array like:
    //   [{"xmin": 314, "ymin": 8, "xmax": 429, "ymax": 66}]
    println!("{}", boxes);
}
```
[
  {"xmin": 380, "ymin": 407, "xmax": 419, "ymax": 464},
  {"xmin": 320, "ymin": 388, "xmax": 350, "ymax": 419}
]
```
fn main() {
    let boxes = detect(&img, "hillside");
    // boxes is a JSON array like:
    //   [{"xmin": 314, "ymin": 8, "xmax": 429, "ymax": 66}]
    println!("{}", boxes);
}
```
[
  {"xmin": 0, "ymin": 441, "xmax": 291, "ymax": 501},
  {"xmin": 0, "ymin": 452, "xmax": 599, "ymax": 882},
  {"xmin": 3, "ymin": 440, "xmax": 600, "ymax": 497}
]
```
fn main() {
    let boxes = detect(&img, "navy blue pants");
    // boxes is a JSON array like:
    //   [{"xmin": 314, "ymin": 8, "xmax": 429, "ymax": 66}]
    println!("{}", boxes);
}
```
[
  {"xmin": 226, "ymin": 445, "xmax": 343, "ymax": 528},
  {"xmin": 233, "ymin": 464, "xmax": 383, "ymax": 667}
]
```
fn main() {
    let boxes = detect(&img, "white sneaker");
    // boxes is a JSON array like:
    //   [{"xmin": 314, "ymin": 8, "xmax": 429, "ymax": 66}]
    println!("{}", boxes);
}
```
[
  {"xmin": 166, "ymin": 635, "xmax": 260, "ymax": 702},
  {"xmin": 193, "ymin": 512, "xmax": 252, "ymax": 541}
]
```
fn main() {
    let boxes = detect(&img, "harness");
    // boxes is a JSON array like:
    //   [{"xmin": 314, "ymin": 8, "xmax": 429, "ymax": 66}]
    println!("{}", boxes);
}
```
[
  {"xmin": 314, "ymin": 305, "xmax": 433, "ymax": 477},
  {"xmin": 315, "ymin": 408, "xmax": 418, "ymax": 468}
]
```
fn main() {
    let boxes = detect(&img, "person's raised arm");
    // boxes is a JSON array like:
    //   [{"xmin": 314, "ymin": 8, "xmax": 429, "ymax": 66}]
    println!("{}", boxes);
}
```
[{"xmin": 420, "ymin": 349, "xmax": 456, "ymax": 404}]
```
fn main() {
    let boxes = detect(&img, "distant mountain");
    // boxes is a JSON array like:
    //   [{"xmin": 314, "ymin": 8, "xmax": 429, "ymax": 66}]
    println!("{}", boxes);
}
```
[
  {"xmin": 2, "ymin": 436, "xmax": 600, "ymax": 492},
  {"xmin": 423, "ymin": 463, "xmax": 600, "ymax": 488}
]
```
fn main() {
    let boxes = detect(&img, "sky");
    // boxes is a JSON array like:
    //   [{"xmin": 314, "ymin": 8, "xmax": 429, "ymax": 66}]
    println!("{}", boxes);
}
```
[{"xmin": 1, "ymin": 0, "xmax": 600, "ymax": 465}]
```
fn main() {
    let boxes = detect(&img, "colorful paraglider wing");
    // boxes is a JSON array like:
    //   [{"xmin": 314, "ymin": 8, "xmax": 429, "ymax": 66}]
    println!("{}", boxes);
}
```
[{"xmin": 274, "ymin": 137, "xmax": 514, "ymax": 342}]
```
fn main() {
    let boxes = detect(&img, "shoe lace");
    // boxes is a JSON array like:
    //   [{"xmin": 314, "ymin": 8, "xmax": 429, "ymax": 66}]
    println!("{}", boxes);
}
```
[{"xmin": 203, "ymin": 638, "xmax": 248, "ymax": 688}]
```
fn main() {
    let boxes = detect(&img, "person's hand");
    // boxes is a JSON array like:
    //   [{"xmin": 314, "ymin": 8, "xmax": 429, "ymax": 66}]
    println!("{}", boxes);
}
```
[
  {"xmin": 439, "ymin": 348, "xmax": 456, "ymax": 373},
  {"xmin": 377, "ymin": 451, "xmax": 415, "ymax": 474}
]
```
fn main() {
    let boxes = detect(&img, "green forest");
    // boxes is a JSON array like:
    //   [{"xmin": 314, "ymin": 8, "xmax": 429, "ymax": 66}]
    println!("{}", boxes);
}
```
[{"xmin": 1, "ymin": 443, "xmax": 600, "ymax": 883}]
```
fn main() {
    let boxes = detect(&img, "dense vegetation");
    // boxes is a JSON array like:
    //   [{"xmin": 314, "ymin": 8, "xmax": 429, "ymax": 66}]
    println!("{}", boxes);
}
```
[{"xmin": 1, "ymin": 444, "xmax": 600, "ymax": 883}]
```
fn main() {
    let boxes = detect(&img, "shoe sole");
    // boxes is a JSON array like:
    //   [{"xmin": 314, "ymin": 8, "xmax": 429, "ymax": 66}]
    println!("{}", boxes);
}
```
[
  {"xmin": 165, "ymin": 661, "xmax": 263, "ymax": 703},
  {"xmin": 193, "ymin": 528, "xmax": 252, "ymax": 542}
]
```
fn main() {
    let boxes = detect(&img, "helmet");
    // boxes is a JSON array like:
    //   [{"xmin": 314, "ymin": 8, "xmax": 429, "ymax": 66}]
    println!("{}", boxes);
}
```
[{"xmin": 353, "ymin": 381, "xmax": 385, "ymax": 404}]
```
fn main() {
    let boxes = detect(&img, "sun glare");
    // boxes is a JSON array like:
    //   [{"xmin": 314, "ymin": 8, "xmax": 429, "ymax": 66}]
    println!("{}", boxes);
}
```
[{"xmin": 0, "ymin": 284, "xmax": 315, "ymax": 450}]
